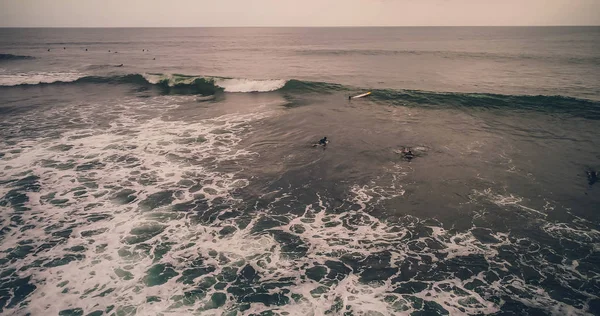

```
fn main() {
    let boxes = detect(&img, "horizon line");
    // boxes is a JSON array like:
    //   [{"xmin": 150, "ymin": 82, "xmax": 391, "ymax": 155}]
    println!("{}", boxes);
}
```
[{"xmin": 1, "ymin": 25, "xmax": 599, "ymax": 28}]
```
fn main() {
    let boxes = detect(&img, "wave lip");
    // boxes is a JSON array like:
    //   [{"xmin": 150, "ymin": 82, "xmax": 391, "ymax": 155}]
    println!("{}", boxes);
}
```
[
  {"xmin": 142, "ymin": 74, "xmax": 287, "ymax": 92},
  {"xmin": 0, "ymin": 72, "xmax": 302, "ymax": 95},
  {"xmin": 0, "ymin": 53, "xmax": 35, "ymax": 61},
  {"xmin": 214, "ymin": 78, "xmax": 286, "ymax": 92}
]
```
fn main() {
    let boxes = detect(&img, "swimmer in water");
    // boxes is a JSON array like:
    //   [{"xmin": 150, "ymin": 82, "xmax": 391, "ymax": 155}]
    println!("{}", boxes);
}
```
[
  {"xmin": 403, "ymin": 147, "xmax": 414, "ymax": 160},
  {"xmin": 587, "ymin": 170, "xmax": 598, "ymax": 186},
  {"xmin": 312, "ymin": 137, "xmax": 328, "ymax": 147}
]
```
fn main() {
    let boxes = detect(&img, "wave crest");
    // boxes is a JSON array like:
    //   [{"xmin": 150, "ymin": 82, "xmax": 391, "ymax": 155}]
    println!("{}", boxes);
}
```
[
  {"xmin": 0, "ymin": 72, "xmax": 289, "ymax": 94},
  {"xmin": 214, "ymin": 78, "xmax": 286, "ymax": 92},
  {"xmin": 0, "ymin": 72, "xmax": 84, "ymax": 86},
  {"xmin": 1, "ymin": 72, "xmax": 598, "ymax": 119},
  {"xmin": 142, "ymin": 74, "xmax": 287, "ymax": 93}
]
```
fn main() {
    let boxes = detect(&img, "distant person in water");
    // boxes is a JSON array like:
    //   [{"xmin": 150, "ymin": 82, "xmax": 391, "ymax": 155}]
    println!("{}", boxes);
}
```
[
  {"xmin": 403, "ymin": 147, "xmax": 414, "ymax": 160},
  {"xmin": 313, "ymin": 137, "xmax": 328, "ymax": 147},
  {"xmin": 587, "ymin": 170, "xmax": 598, "ymax": 186},
  {"xmin": 319, "ymin": 137, "xmax": 328, "ymax": 146}
]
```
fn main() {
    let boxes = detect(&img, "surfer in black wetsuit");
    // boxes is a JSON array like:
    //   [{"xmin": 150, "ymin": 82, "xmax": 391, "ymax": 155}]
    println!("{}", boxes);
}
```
[
  {"xmin": 319, "ymin": 137, "xmax": 328, "ymax": 146},
  {"xmin": 403, "ymin": 147, "xmax": 414, "ymax": 160},
  {"xmin": 587, "ymin": 170, "xmax": 598, "ymax": 186}
]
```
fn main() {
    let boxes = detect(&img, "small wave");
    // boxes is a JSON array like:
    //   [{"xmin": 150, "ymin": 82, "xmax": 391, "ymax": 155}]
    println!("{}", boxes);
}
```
[
  {"xmin": 0, "ymin": 72, "xmax": 339, "ymax": 95},
  {"xmin": 0, "ymin": 72, "xmax": 84, "ymax": 86},
  {"xmin": 0, "ymin": 53, "xmax": 35, "ymax": 61},
  {"xmin": 143, "ymin": 74, "xmax": 287, "ymax": 93},
  {"xmin": 282, "ymin": 79, "xmax": 348, "ymax": 93},
  {"xmin": 0, "ymin": 72, "xmax": 290, "ymax": 95},
  {"xmin": 2, "ymin": 72, "xmax": 598, "ymax": 119},
  {"xmin": 372, "ymin": 89, "xmax": 600, "ymax": 120}
]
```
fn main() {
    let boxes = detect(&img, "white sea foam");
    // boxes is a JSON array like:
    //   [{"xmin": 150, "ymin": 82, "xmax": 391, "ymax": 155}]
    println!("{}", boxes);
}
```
[
  {"xmin": 0, "ymin": 93, "xmax": 597, "ymax": 316},
  {"xmin": 0, "ymin": 71, "xmax": 84, "ymax": 86},
  {"xmin": 141, "ymin": 73, "xmax": 287, "ymax": 92},
  {"xmin": 214, "ymin": 78, "xmax": 287, "ymax": 93},
  {"xmin": 0, "ymin": 95, "xmax": 276, "ymax": 315}
]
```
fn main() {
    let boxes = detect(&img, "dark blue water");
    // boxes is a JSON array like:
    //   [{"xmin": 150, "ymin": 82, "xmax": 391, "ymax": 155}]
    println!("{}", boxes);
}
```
[{"xmin": 0, "ymin": 27, "xmax": 599, "ymax": 316}]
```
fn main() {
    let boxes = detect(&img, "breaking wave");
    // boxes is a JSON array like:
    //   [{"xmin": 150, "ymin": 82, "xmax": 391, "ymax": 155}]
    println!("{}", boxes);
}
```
[{"xmin": 1, "ymin": 72, "xmax": 599, "ymax": 119}]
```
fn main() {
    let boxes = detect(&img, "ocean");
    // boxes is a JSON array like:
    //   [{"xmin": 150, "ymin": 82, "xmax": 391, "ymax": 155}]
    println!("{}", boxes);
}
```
[{"xmin": 0, "ymin": 27, "xmax": 599, "ymax": 316}]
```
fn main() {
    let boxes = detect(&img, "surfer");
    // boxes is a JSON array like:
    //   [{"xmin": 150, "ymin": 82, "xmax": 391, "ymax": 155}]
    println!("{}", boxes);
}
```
[
  {"xmin": 116, "ymin": 64, "xmax": 123, "ymax": 67},
  {"xmin": 319, "ymin": 137, "xmax": 328, "ymax": 146},
  {"xmin": 403, "ymin": 148, "xmax": 414, "ymax": 160},
  {"xmin": 587, "ymin": 170, "xmax": 598, "ymax": 186},
  {"xmin": 312, "ymin": 137, "xmax": 328, "ymax": 148}
]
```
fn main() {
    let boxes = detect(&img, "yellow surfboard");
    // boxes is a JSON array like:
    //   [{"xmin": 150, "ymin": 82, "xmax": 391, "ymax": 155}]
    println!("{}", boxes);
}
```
[{"xmin": 351, "ymin": 91, "xmax": 371, "ymax": 99}]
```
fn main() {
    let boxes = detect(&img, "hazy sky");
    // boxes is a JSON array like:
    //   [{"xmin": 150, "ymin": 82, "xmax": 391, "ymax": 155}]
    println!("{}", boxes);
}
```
[{"xmin": 1, "ymin": 0, "xmax": 599, "ymax": 27}]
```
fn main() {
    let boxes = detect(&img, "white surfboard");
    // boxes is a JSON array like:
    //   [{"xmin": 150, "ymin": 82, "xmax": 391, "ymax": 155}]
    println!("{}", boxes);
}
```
[
  {"xmin": 351, "ymin": 91, "xmax": 371, "ymax": 99},
  {"xmin": 312, "ymin": 140, "xmax": 329, "ymax": 147}
]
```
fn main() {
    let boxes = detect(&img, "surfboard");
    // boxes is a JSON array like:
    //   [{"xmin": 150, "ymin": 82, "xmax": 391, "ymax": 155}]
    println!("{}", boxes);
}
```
[
  {"xmin": 312, "ymin": 140, "xmax": 329, "ymax": 147},
  {"xmin": 351, "ymin": 92, "xmax": 371, "ymax": 99}
]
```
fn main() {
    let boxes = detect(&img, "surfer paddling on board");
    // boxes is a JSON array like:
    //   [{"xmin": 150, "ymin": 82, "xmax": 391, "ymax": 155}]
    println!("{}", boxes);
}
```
[
  {"xmin": 312, "ymin": 137, "xmax": 328, "ymax": 148},
  {"xmin": 402, "ymin": 147, "xmax": 414, "ymax": 160}
]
